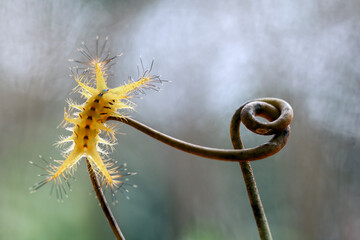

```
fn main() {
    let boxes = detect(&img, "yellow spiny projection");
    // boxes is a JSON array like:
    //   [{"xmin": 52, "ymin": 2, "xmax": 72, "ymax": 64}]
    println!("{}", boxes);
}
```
[{"xmin": 30, "ymin": 37, "xmax": 163, "ymax": 198}]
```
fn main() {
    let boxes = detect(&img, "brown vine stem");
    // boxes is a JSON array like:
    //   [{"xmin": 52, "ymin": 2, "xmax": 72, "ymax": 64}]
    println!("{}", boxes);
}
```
[
  {"xmin": 229, "ymin": 98, "xmax": 293, "ymax": 240},
  {"xmin": 92, "ymin": 97, "xmax": 292, "ymax": 240},
  {"xmin": 87, "ymin": 159, "xmax": 125, "ymax": 240}
]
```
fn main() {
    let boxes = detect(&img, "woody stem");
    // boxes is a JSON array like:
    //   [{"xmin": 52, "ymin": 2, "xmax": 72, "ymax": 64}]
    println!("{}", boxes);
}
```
[{"xmin": 87, "ymin": 159, "xmax": 125, "ymax": 240}]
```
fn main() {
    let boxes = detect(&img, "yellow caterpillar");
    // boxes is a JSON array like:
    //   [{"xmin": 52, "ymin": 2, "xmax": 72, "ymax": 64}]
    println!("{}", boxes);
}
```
[{"xmin": 30, "ymin": 37, "xmax": 163, "ymax": 197}]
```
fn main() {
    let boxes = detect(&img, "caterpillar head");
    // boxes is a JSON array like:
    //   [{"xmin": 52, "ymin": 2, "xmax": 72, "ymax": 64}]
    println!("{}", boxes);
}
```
[{"xmin": 99, "ymin": 88, "xmax": 110, "ymax": 97}]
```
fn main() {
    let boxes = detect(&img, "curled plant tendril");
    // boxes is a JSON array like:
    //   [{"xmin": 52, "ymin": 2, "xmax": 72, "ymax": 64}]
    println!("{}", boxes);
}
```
[
  {"xmin": 230, "ymin": 98, "xmax": 293, "ymax": 240},
  {"xmin": 230, "ymin": 98, "xmax": 293, "ymax": 152},
  {"xmin": 95, "ymin": 97, "xmax": 292, "ymax": 240},
  {"xmin": 109, "ymin": 98, "xmax": 293, "ymax": 162}
]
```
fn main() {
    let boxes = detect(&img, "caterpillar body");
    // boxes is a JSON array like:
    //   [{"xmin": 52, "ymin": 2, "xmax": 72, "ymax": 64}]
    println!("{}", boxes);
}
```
[{"xmin": 30, "ymin": 37, "xmax": 163, "ymax": 197}]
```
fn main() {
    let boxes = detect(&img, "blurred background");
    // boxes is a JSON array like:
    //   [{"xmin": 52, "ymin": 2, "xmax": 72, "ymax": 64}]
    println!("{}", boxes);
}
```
[{"xmin": 0, "ymin": 0, "xmax": 359, "ymax": 239}]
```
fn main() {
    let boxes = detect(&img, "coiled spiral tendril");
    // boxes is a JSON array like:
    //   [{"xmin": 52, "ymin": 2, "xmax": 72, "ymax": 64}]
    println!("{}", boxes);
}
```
[{"xmin": 109, "ymin": 98, "xmax": 293, "ymax": 162}]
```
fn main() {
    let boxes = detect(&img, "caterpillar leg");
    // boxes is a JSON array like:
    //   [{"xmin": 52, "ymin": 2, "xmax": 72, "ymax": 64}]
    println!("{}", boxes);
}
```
[
  {"xmin": 108, "ymin": 161, "xmax": 138, "ymax": 202},
  {"xmin": 29, "ymin": 157, "xmax": 72, "ymax": 201},
  {"xmin": 51, "ymin": 148, "xmax": 83, "ymax": 179},
  {"xmin": 30, "ymin": 149, "xmax": 83, "ymax": 200},
  {"xmin": 91, "ymin": 159, "xmax": 138, "ymax": 204},
  {"xmin": 87, "ymin": 150, "xmax": 114, "ymax": 187}
]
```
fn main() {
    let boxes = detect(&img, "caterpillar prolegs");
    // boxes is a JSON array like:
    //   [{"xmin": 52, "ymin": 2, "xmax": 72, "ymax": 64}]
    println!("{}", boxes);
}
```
[{"xmin": 30, "ymin": 37, "xmax": 164, "ymax": 199}]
